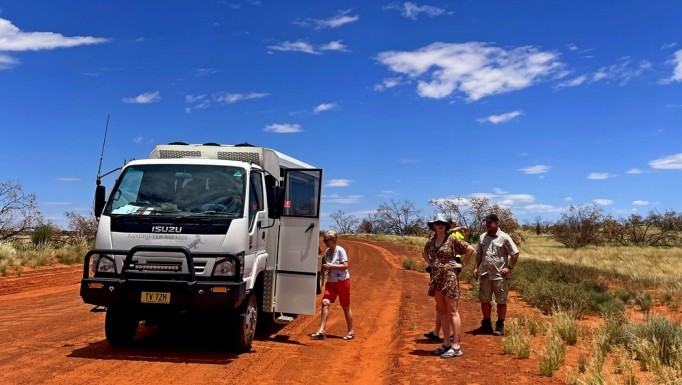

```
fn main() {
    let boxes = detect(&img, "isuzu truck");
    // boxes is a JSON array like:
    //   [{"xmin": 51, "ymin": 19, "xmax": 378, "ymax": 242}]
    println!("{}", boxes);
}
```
[{"xmin": 80, "ymin": 142, "xmax": 322, "ymax": 352}]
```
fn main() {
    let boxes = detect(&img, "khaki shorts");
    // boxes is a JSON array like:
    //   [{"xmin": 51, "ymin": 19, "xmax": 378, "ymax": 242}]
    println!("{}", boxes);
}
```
[{"xmin": 479, "ymin": 274, "xmax": 509, "ymax": 304}]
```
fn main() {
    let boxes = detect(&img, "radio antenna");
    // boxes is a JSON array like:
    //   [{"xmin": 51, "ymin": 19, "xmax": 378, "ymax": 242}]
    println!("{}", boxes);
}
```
[{"xmin": 96, "ymin": 114, "xmax": 110, "ymax": 185}]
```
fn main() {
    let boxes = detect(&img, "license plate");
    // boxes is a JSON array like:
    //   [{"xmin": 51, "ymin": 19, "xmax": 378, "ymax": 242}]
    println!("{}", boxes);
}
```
[{"xmin": 141, "ymin": 291, "xmax": 171, "ymax": 304}]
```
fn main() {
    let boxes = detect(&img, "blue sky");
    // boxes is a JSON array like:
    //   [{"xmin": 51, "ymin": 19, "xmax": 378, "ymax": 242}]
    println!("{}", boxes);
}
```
[{"xmin": 0, "ymin": 0, "xmax": 680, "ymax": 229}]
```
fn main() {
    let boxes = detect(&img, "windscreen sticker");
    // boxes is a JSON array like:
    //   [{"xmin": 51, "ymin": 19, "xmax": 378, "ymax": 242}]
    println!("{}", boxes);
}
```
[{"xmin": 233, "ymin": 170, "xmax": 242, "ymax": 177}]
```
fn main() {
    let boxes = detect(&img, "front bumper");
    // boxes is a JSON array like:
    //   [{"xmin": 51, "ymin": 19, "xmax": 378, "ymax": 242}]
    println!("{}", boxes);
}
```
[{"xmin": 80, "ymin": 246, "xmax": 246, "ymax": 310}]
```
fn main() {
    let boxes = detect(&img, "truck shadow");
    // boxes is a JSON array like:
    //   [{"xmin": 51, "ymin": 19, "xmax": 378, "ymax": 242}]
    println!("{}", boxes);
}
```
[{"xmin": 67, "ymin": 327, "xmax": 241, "ymax": 365}]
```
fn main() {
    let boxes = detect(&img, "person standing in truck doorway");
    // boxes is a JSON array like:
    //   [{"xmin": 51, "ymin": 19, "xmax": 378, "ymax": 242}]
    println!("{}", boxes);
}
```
[
  {"xmin": 472, "ymin": 214, "xmax": 520, "ymax": 336},
  {"xmin": 310, "ymin": 230, "xmax": 355, "ymax": 341}
]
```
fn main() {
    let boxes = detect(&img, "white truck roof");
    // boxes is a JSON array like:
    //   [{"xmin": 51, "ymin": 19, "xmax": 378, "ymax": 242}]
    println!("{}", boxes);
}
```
[{"xmin": 148, "ymin": 143, "xmax": 315, "ymax": 171}]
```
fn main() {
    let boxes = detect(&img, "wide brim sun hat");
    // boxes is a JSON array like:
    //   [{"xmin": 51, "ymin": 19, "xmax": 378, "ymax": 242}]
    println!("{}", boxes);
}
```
[{"xmin": 427, "ymin": 213, "xmax": 452, "ymax": 231}]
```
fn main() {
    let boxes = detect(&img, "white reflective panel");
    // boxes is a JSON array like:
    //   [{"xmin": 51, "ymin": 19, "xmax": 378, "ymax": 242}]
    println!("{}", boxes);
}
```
[{"xmin": 274, "ymin": 272, "xmax": 317, "ymax": 315}]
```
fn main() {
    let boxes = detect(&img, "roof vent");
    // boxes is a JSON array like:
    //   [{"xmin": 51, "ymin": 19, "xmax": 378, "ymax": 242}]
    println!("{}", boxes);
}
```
[
  {"xmin": 234, "ymin": 142, "xmax": 255, "ymax": 147},
  {"xmin": 203, "ymin": 142, "xmax": 221, "ymax": 146},
  {"xmin": 168, "ymin": 141, "xmax": 188, "ymax": 145}
]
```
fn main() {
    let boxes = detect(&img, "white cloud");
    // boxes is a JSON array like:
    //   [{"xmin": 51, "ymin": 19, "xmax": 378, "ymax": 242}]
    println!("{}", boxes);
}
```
[
  {"xmin": 294, "ymin": 10, "xmax": 359, "ymax": 29},
  {"xmin": 493, "ymin": 188, "xmax": 508, "ymax": 194},
  {"xmin": 523, "ymin": 204, "xmax": 565, "ymax": 213},
  {"xmin": 323, "ymin": 194, "xmax": 362, "ymax": 204},
  {"xmin": 378, "ymin": 190, "xmax": 397, "ymax": 198},
  {"xmin": 592, "ymin": 57, "xmax": 652, "ymax": 85},
  {"xmin": 626, "ymin": 168, "xmax": 644, "ymax": 174},
  {"xmin": 661, "ymin": 42, "xmax": 677, "ymax": 50},
  {"xmin": 325, "ymin": 179, "xmax": 352, "ymax": 187},
  {"xmin": 374, "ymin": 77, "xmax": 407, "ymax": 91},
  {"xmin": 57, "ymin": 177, "xmax": 81, "ymax": 182},
  {"xmin": 478, "ymin": 110, "xmax": 523, "ymax": 124},
  {"xmin": 214, "ymin": 92, "xmax": 269, "ymax": 104},
  {"xmin": 649, "ymin": 153, "xmax": 682, "ymax": 170},
  {"xmin": 0, "ymin": 18, "xmax": 108, "ymax": 51},
  {"xmin": 319, "ymin": 40, "xmax": 349, "ymax": 52},
  {"xmin": 313, "ymin": 102, "xmax": 338, "ymax": 113},
  {"xmin": 519, "ymin": 164, "xmax": 550, "ymax": 174},
  {"xmin": 556, "ymin": 74, "xmax": 588, "ymax": 88},
  {"xmin": 665, "ymin": 49, "xmax": 682, "ymax": 83},
  {"xmin": 44, "ymin": 202, "xmax": 73, "ymax": 206},
  {"xmin": 587, "ymin": 172, "xmax": 614, "ymax": 180},
  {"xmin": 567, "ymin": 43, "xmax": 580, "ymax": 51},
  {"xmin": 267, "ymin": 40, "xmax": 351, "ymax": 55},
  {"xmin": 133, "ymin": 135, "xmax": 144, "ymax": 145},
  {"xmin": 0, "ymin": 53, "xmax": 19, "ymax": 69},
  {"xmin": 593, "ymin": 199, "xmax": 614, "ymax": 206},
  {"xmin": 377, "ymin": 42, "xmax": 563, "ymax": 101},
  {"xmin": 632, "ymin": 200, "xmax": 649, "ymax": 206},
  {"xmin": 267, "ymin": 40, "xmax": 320, "ymax": 55},
  {"xmin": 192, "ymin": 68, "xmax": 216, "ymax": 76},
  {"xmin": 564, "ymin": 197, "xmax": 573, "ymax": 202},
  {"xmin": 264, "ymin": 123, "xmax": 302, "ymax": 133},
  {"xmin": 122, "ymin": 91, "xmax": 161, "ymax": 104},
  {"xmin": 385, "ymin": 2, "xmax": 448, "ymax": 20}
]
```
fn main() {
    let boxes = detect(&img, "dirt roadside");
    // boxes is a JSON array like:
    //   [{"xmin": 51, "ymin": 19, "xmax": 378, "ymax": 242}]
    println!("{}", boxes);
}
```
[{"xmin": 0, "ymin": 239, "xmax": 562, "ymax": 385}]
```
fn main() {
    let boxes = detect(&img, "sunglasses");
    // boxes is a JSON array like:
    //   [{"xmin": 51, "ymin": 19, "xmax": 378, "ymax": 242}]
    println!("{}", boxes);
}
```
[{"xmin": 323, "ymin": 238, "xmax": 334, "ymax": 242}]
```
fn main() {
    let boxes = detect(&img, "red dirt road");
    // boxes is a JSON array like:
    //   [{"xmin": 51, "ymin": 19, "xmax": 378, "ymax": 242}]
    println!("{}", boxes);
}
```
[{"xmin": 0, "ymin": 239, "xmax": 561, "ymax": 385}]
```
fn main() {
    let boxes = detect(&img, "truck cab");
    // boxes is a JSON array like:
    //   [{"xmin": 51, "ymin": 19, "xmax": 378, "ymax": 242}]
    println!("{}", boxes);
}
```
[{"xmin": 80, "ymin": 143, "xmax": 322, "ymax": 352}]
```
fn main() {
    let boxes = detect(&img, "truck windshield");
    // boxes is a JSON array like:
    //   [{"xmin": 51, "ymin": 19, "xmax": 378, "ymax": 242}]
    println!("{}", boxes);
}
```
[{"xmin": 103, "ymin": 164, "xmax": 246, "ymax": 217}]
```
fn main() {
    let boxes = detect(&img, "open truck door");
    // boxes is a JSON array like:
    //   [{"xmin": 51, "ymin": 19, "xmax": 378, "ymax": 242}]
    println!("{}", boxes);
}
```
[{"xmin": 274, "ymin": 169, "xmax": 322, "ymax": 315}]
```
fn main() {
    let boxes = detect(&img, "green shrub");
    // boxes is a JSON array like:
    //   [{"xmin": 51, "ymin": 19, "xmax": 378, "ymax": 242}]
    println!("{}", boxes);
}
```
[
  {"xmin": 527, "ymin": 318, "xmax": 547, "ymax": 336},
  {"xmin": 634, "ymin": 293, "xmax": 653, "ymax": 314},
  {"xmin": 402, "ymin": 259, "xmax": 426, "ymax": 272},
  {"xmin": 624, "ymin": 316, "xmax": 682, "ymax": 370},
  {"xmin": 31, "ymin": 225, "xmax": 54, "ymax": 246}
]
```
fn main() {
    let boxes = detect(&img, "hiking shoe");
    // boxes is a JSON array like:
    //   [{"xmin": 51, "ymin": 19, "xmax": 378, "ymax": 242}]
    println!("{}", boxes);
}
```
[
  {"xmin": 342, "ymin": 331, "xmax": 355, "ymax": 340},
  {"xmin": 493, "ymin": 320, "xmax": 505, "ymax": 336},
  {"xmin": 424, "ymin": 331, "xmax": 442, "ymax": 341},
  {"xmin": 441, "ymin": 347, "xmax": 463, "ymax": 359},
  {"xmin": 309, "ymin": 331, "xmax": 326, "ymax": 340},
  {"xmin": 473, "ymin": 319, "xmax": 494, "ymax": 335},
  {"xmin": 431, "ymin": 345, "xmax": 450, "ymax": 355}
]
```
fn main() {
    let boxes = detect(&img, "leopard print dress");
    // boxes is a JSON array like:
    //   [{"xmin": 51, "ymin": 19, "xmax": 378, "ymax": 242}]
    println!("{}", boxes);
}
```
[{"xmin": 423, "ymin": 235, "xmax": 469, "ymax": 299}]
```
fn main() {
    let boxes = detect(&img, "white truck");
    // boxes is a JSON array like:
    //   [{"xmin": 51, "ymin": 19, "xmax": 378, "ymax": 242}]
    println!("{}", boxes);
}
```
[{"xmin": 80, "ymin": 142, "xmax": 323, "ymax": 352}]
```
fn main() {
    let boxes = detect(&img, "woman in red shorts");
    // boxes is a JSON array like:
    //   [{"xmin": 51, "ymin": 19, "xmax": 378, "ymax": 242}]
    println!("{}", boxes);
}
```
[{"xmin": 310, "ymin": 230, "xmax": 354, "ymax": 340}]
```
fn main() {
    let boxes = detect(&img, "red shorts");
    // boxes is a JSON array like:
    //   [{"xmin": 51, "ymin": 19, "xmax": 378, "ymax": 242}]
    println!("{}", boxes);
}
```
[{"xmin": 323, "ymin": 280, "xmax": 351, "ymax": 307}]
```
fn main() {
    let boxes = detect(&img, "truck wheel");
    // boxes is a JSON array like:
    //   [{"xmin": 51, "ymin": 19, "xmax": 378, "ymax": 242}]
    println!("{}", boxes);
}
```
[
  {"xmin": 232, "ymin": 294, "xmax": 258, "ymax": 352},
  {"xmin": 105, "ymin": 304, "xmax": 139, "ymax": 348}
]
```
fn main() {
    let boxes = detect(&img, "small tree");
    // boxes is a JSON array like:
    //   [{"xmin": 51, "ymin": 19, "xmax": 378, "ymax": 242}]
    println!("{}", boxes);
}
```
[
  {"xmin": 429, "ymin": 196, "xmax": 523, "ymax": 244},
  {"xmin": 0, "ymin": 179, "xmax": 40, "ymax": 240},
  {"xmin": 551, "ymin": 205, "xmax": 604, "ymax": 248},
  {"xmin": 329, "ymin": 210, "xmax": 360, "ymax": 234},
  {"xmin": 375, "ymin": 200, "xmax": 423, "ymax": 236},
  {"xmin": 31, "ymin": 224, "xmax": 54, "ymax": 245},
  {"xmin": 65, "ymin": 211, "xmax": 99, "ymax": 243}
]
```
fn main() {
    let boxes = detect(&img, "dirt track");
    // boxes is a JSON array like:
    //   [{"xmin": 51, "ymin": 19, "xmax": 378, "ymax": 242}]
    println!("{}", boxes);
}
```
[{"xmin": 0, "ymin": 239, "xmax": 561, "ymax": 385}]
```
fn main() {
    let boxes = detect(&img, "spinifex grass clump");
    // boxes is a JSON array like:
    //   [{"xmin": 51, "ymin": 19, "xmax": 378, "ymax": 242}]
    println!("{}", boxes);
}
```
[
  {"xmin": 539, "ymin": 332, "xmax": 567, "ymax": 377},
  {"xmin": 502, "ymin": 318, "xmax": 532, "ymax": 359}
]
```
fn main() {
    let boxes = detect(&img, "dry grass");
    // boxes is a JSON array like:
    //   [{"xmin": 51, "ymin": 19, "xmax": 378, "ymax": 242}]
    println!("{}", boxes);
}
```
[
  {"xmin": 522, "ymin": 234, "xmax": 682, "ymax": 289},
  {"xmin": 0, "ymin": 239, "xmax": 91, "ymax": 272}
]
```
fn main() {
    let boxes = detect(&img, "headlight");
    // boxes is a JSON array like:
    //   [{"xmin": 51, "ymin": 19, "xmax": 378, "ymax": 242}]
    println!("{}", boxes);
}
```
[
  {"xmin": 214, "ymin": 259, "xmax": 236, "ymax": 276},
  {"xmin": 96, "ymin": 255, "xmax": 116, "ymax": 274},
  {"xmin": 213, "ymin": 254, "xmax": 244, "ymax": 277}
]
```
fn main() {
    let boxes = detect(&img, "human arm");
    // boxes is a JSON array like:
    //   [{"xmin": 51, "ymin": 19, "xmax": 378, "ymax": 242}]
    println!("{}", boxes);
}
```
[
  {"xmin": 462, "ymin": 245, "xmax": 475, "ymax": 267},
  {"xmin": 473, "ymin": 242, "xmax": 483, "ymax": 279},
  {"xmin": 500, "ymin": 237, "xmax": 520, "ymax": 277},
  {"xmin": 324, "ymin": 247, "xmax": 349, "ymax": 271}
]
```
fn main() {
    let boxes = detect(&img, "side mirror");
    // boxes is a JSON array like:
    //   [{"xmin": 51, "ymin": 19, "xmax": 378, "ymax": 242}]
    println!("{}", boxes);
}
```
[{"xmin": 94, "ymin": 185, "xmax": 106, "ymax": 218}]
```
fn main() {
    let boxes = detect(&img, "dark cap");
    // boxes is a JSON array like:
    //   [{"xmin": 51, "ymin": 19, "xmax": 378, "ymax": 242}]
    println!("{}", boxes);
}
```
[{"xmin": 484, "ymin": 213, "xmax": 500, "ymax": 222}]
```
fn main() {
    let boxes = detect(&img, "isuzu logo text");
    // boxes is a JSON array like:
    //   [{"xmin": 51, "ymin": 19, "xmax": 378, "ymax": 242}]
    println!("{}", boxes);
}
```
[{"xmin": 151, "ymin": 226, "xmax": 183, "ymax": 233}]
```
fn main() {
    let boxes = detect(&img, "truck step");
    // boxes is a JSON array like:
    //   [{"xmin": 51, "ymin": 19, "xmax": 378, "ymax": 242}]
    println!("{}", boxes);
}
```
[{"xmin": 274, "ymin": 314, "xmax": 294, "ymax": 324}]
